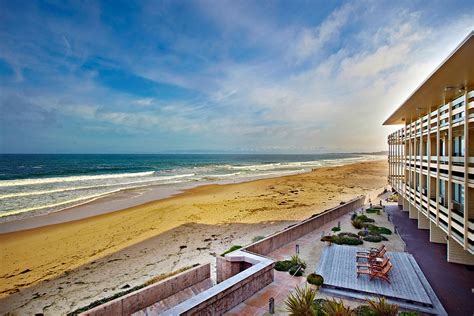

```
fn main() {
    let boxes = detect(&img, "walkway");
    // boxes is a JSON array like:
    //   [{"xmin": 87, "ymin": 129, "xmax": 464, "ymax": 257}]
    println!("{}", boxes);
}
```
[{"xmin": 386, "ymin": 204, "xmax": 474, "ymax": 315}]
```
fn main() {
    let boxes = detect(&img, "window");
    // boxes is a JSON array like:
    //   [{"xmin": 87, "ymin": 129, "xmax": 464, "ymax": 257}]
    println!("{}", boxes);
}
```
[
  {"xmin": 439, "ymin": 180, "xmax": 445, "ymax": 196},
  {"xmin": 452, "ymin": 183, "xmax": 464, "ymax": 205}
]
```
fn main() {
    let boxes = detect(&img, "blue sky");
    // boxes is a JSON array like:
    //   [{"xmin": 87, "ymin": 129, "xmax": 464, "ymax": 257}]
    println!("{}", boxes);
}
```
[{"xmin": 0, "ymin": 0, "xmax": 473, "ymax": 154}]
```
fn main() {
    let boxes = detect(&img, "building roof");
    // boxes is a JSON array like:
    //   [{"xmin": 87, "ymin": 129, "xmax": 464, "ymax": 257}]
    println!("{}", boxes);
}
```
[{"xmin": 384, "ymin": 31, "xmax": 474, "ymax": 125}]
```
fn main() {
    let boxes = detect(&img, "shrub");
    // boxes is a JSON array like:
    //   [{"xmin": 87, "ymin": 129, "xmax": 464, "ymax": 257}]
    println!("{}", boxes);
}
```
[
  {"xmin": 356, "ymin": 215, "xmax": 375, "ymax": 223},
  {"xmin": 321, "ymin": 233, "xmax": 363, "ymax": 246},
  {"xmin": 352, "ymin": 219, "xmax": 364, "ymax": 229},
  {"xmin": 331, "ymin": 226, "xmax": 341, "ymax": 232},
  {"xmin": 322, "ymin": 298, "xmax": 352, "ymax": 316},
  {"xmin": 312, "ymin": 298, "xmax": 326, "ymax": 316},
  {"xmin": 363, "ymin": 235, "xmax": 384, "ymax": 243},
  {"xmin": 275, "ymin": 260, "xmax": 292, "ymax": 271},
  {"xmin": 220, "ymin": 245, "xmax": 242, "ymax": 256},
  {"xmin": 284, "ymin": 285, "xmax": 318, "ymax": 315},
  {"xmin": 338, "ymin": 232, "xmax": 359, "ymax": 238},
  {"xmin": 321, "ymin": 235, "xmax": 334, "ymax": 243},
  {"xmin": 289, "ymin": 265, "xmax": 304, "ymax": 276},
  {"xmin": 307, "ymin": 273, "xmax": 324, "ymax": 286},
  {"xmin": 352, "ymin": 305, "xmax": 375, "ymax": 316},
  {"xmin": 337, "ymin": 236, "xmax": 363, "ymax": 245},
  {"xmin": 290, "ymin": 255, "xmax": 307, "ymax": 270},
  {"xmin": 399, "ymin": 312, "xmax": 418, "ymax": 316},
  {"xmin": 366, "ymin": 297, "xmax": 398, "ymax": 316},
  {"xmin": 366, "ymin": 208, "xmax": 381, "ymax": 214},
  {"xmin": 367, "ymin": 225, "xmax": 392, "ymax": 235},
  {"xmin": 358, "ymin": 230, "xmax": 368, "ymax": 237}
]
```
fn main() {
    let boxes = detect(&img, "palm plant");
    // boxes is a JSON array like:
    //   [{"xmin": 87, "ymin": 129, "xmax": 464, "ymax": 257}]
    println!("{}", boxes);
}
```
[
  {"xmin": 321, "ymin": 298, "xmax": 352, "ymax": 316},
  {"xmin": 284, "ymin": 285, "xmax": 317, "ymax": 316},
  {"xmin": 290, "ymin": 254, "xmax": 307, "ymax": 269},
  {"xmin": 366, "ymin": 296, "xmax": 398, "ymax": 316}
]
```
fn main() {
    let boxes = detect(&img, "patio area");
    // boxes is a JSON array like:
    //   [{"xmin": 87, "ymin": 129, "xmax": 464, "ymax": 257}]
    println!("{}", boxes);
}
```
[{"xmin": 316, "ymin": 245, "xmax": 446, "ymax": 315}]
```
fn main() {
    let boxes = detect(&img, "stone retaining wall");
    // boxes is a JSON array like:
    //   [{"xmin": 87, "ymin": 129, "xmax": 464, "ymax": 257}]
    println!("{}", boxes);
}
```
[
  {"xmin": 244, "ymin": 195, "xmax": 365, "ymax": 256},
  {"xmin": 79, "ymin": 263, "xmax": 210, "ymax": 316}
]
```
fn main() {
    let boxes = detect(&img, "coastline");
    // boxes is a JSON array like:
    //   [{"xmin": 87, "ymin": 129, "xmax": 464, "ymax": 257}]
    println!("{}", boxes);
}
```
[
  {"xmin": 0, "ymin": 156, "xmax": 385, "ymax": 233},
  {"xmin": 0, "ymin": 159, "xmax": 388, "ymax": 314}
]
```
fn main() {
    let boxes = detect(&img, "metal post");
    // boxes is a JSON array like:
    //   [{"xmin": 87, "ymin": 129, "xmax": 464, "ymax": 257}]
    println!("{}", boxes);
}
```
[
  {"xmin": 295, "ymin": 244, "xmax": 300, "ymax": 254},
  {"xmin": 269, "ymin": 297, "xmax": 275, "ymax": 314}
]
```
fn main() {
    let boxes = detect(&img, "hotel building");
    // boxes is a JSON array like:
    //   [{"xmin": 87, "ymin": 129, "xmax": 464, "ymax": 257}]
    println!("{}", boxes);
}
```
[{"xmin": 385, "ymin": 31, "xmax": 474, "ymax": 265}]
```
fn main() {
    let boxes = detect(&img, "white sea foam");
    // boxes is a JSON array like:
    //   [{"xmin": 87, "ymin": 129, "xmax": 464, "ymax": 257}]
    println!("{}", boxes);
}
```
[{"xmin": 0, "ymin": 171, "xmax": 157, "ymax": 187}]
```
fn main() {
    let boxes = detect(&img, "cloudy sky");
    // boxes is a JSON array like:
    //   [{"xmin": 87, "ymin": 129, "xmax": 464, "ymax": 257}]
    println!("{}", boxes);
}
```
[{"xmin": 0, "ymin": 0, "xmax": 473, "ymax": 154}]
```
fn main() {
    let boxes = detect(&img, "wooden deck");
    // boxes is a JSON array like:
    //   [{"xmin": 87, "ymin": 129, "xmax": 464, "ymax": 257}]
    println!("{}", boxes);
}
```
[{"xmin": 316, "ymin": 245, "xmax": 447, "ymax": 315}]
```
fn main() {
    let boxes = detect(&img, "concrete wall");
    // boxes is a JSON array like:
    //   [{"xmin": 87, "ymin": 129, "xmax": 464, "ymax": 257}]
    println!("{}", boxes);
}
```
[
  {"xmin": 216, "ymin": 256, "xmax": 252, "ymax": 283},
  {"xmin": 245, "ymin": 196, "xmax": 365, "ymax": 256},
  {"xmin": 429, "ymin": 221, "xmax": 447, "ymax": 244},
  {"xmin": 80, "ymin": 263, "xmax": 211, "ymax": 316},
  {"xmin": 166, "ymin": 259, "xmax": 274, "ymax": 315},
  {"xmin": 447, "ymin": 238, "xmax": 474, "ymax": 265}
]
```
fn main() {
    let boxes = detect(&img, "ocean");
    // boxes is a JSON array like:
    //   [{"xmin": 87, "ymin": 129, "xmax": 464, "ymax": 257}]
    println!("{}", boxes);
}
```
[{"xmin": 0, "ymin": 153, "xmax": 381, "ymax": 218}]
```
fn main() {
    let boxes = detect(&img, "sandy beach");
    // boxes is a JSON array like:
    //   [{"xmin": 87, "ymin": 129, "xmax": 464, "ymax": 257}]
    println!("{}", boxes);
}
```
[{"xmin": 0, "ymin": 159, "xmax": 388, "ymax": 315}]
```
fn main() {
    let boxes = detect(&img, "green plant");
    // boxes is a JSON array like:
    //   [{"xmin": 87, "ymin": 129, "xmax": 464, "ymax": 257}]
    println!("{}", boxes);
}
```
[
  {"xmin": 367, "ymin": 225, "xmax": 392, "ymax": 235},
  {"xmin": 252, "ymin": 235, "xmax": 265, "ymax": 243},
  {"xmin": 220, "ymin": 245, "xmax": 242, "ymax": 256},
  {"xmin": 322, "ymin": 298, "xmax": 352, "ymax": 316},
  {"xmin": 275, "ymin": 260, "xmax": 293, "ymax": 271},
  {"xmin": 352, "ymin": 219, "xmax": 364, "ymax": 229},
  {"xmin": 337, "ymin": 236, "xmax": 363, "ymax": 245},
  {"xmin": 332, "ymin": 226, "xmax": 341, "ymax": 232},
  {"xmin": 321, "ymin": 235, "xmax": 334, "ymax": 242},
  {"xmin": 352, "ymin": 305, "xmax": 375, "ymax": 316},
  {"xmin": 398, "ymin": 312, "xmax": 418, "ymax": 316},
  {"xmin": 356, "ymin": 215, "xmax": 375, "ymax": 223},
  {"xmin": 363, "ymin": 235, "xmax": 384, "ymax": 243},
  {"xmin": 338, "ymin": 232, "xmax": 359, "ymax": 238},
  {"xmin": 289, "ymin": 265, "xmax": 304, "ymax": 276},
  {"xmin": 312, "ymin": 298, "xmax": 326, "ymax": 316},
  {"xmin": 285, "ymin": 286, "xmax": 318, "ymax": 316},
  {"xmin": 307, "ymin": 273, "xmax": 324, "ymax": 286},
  {"xmin": 290, "ymin": 254, "xmax": 307, "ymax": 270},
  {"xmin": 366, "ymin": 296, "xmax": 398, "ymax": 316},
  {"xmin": 366, "ymin": 208, "xmax": 381, "ymax": 214}
]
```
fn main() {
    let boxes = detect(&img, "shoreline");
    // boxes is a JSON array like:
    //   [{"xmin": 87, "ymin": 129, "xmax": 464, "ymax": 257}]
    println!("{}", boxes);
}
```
[
  {"xmin": 0, "ymin": 158, "xmax": 385, "ymax": 234},
  {"xmin": 0, "ymin": 159, "xmax": 388, "ymax": 314}
]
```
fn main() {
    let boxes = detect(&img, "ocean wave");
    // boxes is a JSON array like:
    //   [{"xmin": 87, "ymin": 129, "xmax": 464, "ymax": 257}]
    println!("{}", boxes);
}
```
[
  {"xmin": 0, "ymin": 171, "xmax": 158, "ymax": 187},
  {"xmin": 0, "ymin": 173, "xmax": 196, "ymax": 199}
]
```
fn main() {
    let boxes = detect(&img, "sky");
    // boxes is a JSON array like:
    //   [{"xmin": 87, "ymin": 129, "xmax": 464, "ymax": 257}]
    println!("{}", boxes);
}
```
[{"xmin": 0, "ymin": 0, "xmax": 473, "ymax": 154}]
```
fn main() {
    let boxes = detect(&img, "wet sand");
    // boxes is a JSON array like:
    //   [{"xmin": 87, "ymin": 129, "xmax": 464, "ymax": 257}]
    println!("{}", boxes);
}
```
[{"xmin": 0, "ymin": 159, "xmax": 388, "ymax": 314}]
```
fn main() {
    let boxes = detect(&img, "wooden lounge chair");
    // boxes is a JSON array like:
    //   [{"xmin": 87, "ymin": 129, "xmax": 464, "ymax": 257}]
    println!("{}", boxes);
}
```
[
  {"xmin": 357, "ymin": 262, "xmax": 392, "ymax": 283},
  {"xmin": 356, "ymin": 244, "xmax": 385, "ymax": 255},
  {"xmin": 357, "ymin": 256, "xmax": 390, "ymax": 270},
  {"xmin": 356, "ymin": 247, "xmax": 386, "ymax": 262}
]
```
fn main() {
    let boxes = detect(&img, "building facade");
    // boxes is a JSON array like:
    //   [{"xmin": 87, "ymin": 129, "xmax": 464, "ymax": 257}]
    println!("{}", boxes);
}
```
[{"xmin": 385, "ymin": 32, "xmax": 474, "ymax": 265}]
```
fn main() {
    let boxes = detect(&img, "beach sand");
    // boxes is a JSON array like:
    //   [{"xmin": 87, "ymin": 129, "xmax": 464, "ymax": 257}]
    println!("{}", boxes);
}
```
[{"xmin": 0, "ymin": 159, "xmax": 388, "ymax": 314}]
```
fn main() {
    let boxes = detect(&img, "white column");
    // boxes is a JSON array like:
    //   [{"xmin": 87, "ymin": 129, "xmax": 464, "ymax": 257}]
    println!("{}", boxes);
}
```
[{"xmin": 463, "ymin": 91, "xmax": 469, "ymax": 250}]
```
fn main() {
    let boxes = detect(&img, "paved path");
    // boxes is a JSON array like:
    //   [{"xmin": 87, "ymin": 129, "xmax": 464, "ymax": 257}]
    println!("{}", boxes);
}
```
[{"xmin": 386, "ymin": 204, "xmax": 474, "ymax": 315}]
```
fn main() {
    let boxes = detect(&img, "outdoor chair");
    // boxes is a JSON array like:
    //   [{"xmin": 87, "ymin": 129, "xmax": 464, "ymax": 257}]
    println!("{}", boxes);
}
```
[
  {"xmin": 357, "ymin": 262, "xmax": 392, "ymax": 283},
  {"xmin": 357, "ymin": 256, "xmax": 390, "ymax": 270},
  {"xmin": 356, "ymin": 247, "xmax": 386, "ymax": 262},
  {"xmin": 356, "ymin": 244, "xmax": 385, "ymax": 255}
]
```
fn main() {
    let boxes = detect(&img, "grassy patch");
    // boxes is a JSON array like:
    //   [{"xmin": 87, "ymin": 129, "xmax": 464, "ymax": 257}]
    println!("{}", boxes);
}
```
[
  {"xmin": 331, "ymin": 226, "xmax": 341, "ymax": 232},
  {"xmin": 220, "ymin": 245, "xmax": 242, "ymax": 256},
  {"xmin": 251, "ymin": 235, "xmax": 265, "ymax": 243}
]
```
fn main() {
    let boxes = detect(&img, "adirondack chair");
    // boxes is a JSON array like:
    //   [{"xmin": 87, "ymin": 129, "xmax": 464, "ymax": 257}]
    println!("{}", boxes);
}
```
[
  {"xmin": 356, "ymin": 244, "xmax": 385, "ymax": 255},
  {"xmin": 357, "ymin": 262, "xmax": 392, "ymax": 283},
  {"xmin": 356, "ymin": 247, "xmax": 387, "ymax": 262},
  {"xmin": 357, "ymin": 256, "xmax": 390, "ymax": 270}
]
